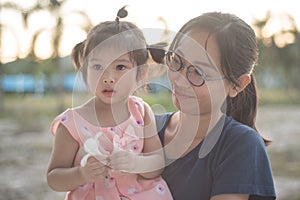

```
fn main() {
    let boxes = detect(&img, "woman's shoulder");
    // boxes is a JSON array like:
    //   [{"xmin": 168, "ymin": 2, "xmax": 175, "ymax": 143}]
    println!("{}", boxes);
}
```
[
  {"xmin": 221, "ymin": 116, "xmax": 265, "ymax": 147},
  {"xmin": 155, "ymin": 112, "xmax": 176, "ymax": 144},
  {"xmin": 155, "ymin": 112, "xmax": 175, "ymax": 130}
]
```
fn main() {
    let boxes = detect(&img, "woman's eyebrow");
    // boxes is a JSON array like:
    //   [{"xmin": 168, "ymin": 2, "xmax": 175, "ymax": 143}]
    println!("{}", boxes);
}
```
[
  {"xmin": 176, "ymin": 48, "xmax": 218, "ymax": 72},
  {"xmin": 194, "ymin": 60, "xmax": 218, "ymax": 72}
]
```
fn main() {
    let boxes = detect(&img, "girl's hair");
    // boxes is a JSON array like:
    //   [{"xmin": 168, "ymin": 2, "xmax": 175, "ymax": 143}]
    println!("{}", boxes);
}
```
[
  {"xmin": 71, "ymin": 6, "xmax": 166, "ymax": 82},
  {"xmin": 170, "ymin": 12, "xmax": 270, "ymax": 145}
]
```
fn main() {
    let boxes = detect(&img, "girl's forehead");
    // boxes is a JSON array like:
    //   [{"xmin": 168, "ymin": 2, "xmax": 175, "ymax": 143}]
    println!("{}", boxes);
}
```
[
  {"xmin": 86, "ymin": 32, "xmax": 146, "ymax": 64},
  {"xmin": 87, "ymin": 42, "xmax": 131, "ymax": 64},
  {"xmin": 88, "ymin": 51, "xmax": 131, "ymax": 64}
]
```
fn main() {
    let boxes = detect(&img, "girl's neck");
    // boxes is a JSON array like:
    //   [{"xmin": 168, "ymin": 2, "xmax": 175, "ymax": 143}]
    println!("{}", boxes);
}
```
[{"xmin": 92, "ymin": 97, "xmax": 130, "ymax": 127}]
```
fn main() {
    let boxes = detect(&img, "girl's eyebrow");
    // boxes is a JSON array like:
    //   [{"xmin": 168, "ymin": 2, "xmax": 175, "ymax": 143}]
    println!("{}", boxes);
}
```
[
  {"xmin": 89, "ymin": 58, "xmax": 104, "ymax": 63},
  {"xmin": 88, "ymin": 58, "xmax": 131, "ymax": 64},
  {"xmin": 114, "ymin": 58, "xmax": 132, "ymax": 63}
]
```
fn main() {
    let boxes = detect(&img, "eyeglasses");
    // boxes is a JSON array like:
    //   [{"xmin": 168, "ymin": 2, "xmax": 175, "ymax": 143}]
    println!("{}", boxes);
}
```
[{"xmin": 165, "ymin": 51, "xmax": 226, "ymax": 87}]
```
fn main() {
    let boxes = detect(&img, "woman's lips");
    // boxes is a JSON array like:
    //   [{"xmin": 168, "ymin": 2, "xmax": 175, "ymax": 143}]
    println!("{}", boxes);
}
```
[{"xmin": 173, "ymin": 87, "xmax": 194, "ymax": 99}]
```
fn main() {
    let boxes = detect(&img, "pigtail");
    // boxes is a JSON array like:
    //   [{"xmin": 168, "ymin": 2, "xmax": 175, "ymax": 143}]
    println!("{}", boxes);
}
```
[
  {"xmin": 226, "ymin": 74, "xmax": 271, "ymax": 145},
  {"xmin": 115, "ymin": 6, "xmax": 128, "ymax": 22},
  {"xmin": 226, "ymin": 73, "xmax": 257, "ymax": 129},
  {"xmin": 147, "ymin": 42, "xmax": 168, "ymax": 64},
  {"xmin": 71, "ymin": 40, "xmax": 85, "ymax": 71}
]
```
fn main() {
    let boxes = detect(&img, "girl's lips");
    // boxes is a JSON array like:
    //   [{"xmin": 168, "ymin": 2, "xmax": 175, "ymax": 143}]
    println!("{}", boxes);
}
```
[{"xmin": 102, "ymin": 88, "xmax": 115, "ymax": 97}]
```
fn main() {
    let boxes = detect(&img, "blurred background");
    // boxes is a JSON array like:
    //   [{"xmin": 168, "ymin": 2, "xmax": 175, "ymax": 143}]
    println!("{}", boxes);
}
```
[{"xmin": 0, "ymin": 0, "xmax": 299, "ymax": 199}]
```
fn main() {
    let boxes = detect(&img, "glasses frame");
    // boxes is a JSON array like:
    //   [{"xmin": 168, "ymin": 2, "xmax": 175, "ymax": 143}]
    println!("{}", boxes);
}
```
[{"xmin": 165, "ymin": 50, "xmax": 226, "ymax": 87}]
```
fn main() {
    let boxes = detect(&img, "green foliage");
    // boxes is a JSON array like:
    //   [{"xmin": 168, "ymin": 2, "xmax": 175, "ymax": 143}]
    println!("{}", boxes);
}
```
[
  {"xmin": 139, "ymin": 91, "xmax": 177, "ymax": 112},
  {"xmin": 2, "ymin": 88, "xmax": 298, "ymax": 121},
  {"xmin": 253, "ymin": 13, "xmax": 300, "ymax": 91},
  {"xmin": 258, "ymin": 88, "xmax": 300, "ymax": 105}
]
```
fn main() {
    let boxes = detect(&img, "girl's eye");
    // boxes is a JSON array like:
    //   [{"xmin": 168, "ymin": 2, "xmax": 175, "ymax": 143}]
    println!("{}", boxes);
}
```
[
  {"xmin": 93, "ymin": 64, "xmax": 103, "ymax": 71},
  {"xmin": 116, "ymin": 65, "xmax": 126, "ymax": 71}
]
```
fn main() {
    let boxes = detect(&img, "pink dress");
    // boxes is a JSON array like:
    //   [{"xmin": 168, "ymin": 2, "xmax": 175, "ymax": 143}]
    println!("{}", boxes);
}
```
[{"xmin": 50, "ymin": 96, "xmax": 173, "ymax": 200}]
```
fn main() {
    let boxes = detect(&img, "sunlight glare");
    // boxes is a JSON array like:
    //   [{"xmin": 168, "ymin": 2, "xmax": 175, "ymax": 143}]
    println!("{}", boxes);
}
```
[
  {"xmin": 34, "ymin": 31, "xmax": 53, "ymax": 59},
  {"xmin": 0, "ymin": 0, "xmax": 300, "ymax": 63}
]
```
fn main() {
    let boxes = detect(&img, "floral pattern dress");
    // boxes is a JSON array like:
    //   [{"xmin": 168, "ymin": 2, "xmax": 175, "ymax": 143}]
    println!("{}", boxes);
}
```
[{"xmin": 50, "ymin": 96, "xmax": 173, "ymax": 200}]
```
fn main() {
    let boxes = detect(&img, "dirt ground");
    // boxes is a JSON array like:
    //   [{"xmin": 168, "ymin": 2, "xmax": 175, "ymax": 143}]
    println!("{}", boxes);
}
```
[{"xmin": 0, "ymin": 105, "xmax": 299, "ymax": 200}]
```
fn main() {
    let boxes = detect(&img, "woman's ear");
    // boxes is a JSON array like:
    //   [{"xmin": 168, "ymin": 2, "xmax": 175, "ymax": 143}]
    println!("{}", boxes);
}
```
[{"xmin": 228, "ymin": 74, "xmax": 251, "ymax": 97}]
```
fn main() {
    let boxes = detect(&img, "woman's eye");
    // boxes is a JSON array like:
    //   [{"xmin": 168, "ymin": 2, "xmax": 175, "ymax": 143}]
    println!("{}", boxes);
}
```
[
  {"xmin": 173, "ymin": 55, "xmax": 181, "ymax": 65},
  {"xmin": 116, "ymin": 65, "xmax": 126, "ymax": 71},
  {"xmin": 93, "ymin": 64, "xmax": 103, "ymax": 71}
]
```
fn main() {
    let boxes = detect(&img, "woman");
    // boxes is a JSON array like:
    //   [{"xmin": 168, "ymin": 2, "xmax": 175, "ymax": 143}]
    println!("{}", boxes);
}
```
[{"xmin": 156, "ymin": 12, "xmax": 276, "ymax": 200}]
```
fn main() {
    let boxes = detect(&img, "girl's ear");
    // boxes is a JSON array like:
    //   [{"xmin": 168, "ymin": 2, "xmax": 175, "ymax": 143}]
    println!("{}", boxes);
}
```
[{"xmin": 228, "ymin": 74, "xmax": 251, "ymax": 97}]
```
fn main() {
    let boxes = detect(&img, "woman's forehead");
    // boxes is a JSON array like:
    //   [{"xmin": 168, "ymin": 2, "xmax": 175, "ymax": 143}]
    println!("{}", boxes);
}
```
[
  {"xmin": 174, "ymin": 34, "xmax": 211, "ymax": 61},
  {"xmin": 174, "ymin": 31, "xmax": 221, "ymax": 69}
]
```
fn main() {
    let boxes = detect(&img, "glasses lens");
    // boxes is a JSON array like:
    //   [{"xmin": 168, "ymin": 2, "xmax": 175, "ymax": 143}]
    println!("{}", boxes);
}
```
[
  {"xmin": 167, "ymin": 52, "xmax": 182, "ymax": 71},
  {"xmin": 187, "ymin": 66, "xmax": 205, "ymax": 86}
]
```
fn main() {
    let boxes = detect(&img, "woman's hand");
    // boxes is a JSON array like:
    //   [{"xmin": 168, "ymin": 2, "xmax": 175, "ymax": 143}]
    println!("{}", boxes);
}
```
[{"xmin": 80, "ymin": 156, "xmax": 109, "ymax": 182}]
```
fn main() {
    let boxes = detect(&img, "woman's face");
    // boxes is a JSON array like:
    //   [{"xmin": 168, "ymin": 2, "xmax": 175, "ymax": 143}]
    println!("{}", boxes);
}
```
[{"xmin": 167, "ymin": 30, "xmax": 229, "ymax": 115}]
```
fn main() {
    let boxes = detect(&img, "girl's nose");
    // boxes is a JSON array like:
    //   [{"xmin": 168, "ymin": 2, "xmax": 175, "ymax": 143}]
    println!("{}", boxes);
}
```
[
  {"xmin": 103, "ymin": 78, "xmax": 115, "ymax": 84},
  {"xmin": 102, "ymin": 70, "xmax": 115, "ymax": 84}
]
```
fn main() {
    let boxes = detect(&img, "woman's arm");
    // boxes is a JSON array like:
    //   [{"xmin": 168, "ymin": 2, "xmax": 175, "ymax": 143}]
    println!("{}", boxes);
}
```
[
  {"xmin": 137, "ymin": 101, "xmax": 165, "ymax": 178},
  {"xmin": 47, "ymin": 124, "xmax": 108, "ymax": 191},
  {"xmin": 211, "ymin": 194, "xmax": 249, "ymax": 200}
]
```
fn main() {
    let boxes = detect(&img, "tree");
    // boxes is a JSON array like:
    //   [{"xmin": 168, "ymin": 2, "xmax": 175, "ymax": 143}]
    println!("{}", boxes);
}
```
[
  {"xmin": 0, "ymin": 0, "xmax": 93, "ymax": 112},
  {"xmin": 253, "ymin": 12, "xmax": 300, "ymax": 91},
  {"xmin": 0, "ymin": 2, "xmax": 27, "ymax": 112}
]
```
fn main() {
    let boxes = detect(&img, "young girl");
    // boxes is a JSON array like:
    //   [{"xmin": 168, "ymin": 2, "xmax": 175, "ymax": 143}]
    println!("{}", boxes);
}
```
[{"xmin": 47, "ymin": 7, "xmax": 172, "ymax": 200}]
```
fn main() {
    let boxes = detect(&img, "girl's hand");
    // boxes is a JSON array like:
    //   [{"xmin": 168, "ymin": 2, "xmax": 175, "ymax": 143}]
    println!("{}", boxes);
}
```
[
  {"xmin": 80, "ymin": 156, "xmax": 108, "ymax": 182},
  {"xmin": 109, "ymin": 150, "xmax": 137, "ymax": 173}
]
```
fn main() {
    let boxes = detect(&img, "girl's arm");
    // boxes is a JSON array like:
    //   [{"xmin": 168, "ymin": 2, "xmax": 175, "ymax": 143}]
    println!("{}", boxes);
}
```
[
  {"xmin": 109, "ymin": 102, "xmax": 165, "ymax": 179},
  {"xmin": 47, "ymin": 124, "xmax": 108, "ymax": 191}
]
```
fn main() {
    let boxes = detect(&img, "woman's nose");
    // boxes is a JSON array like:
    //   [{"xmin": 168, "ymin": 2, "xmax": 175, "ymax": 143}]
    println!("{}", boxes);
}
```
[{"xmin": 168, "ymin": 69, "xmax": 189, "ymax": 86}]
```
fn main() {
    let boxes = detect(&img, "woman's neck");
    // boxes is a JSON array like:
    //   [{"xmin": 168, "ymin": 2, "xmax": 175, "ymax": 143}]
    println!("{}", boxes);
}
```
[
  {"xmin": 164, "ymin": 110, "xmax": 224, "ymax": 158},
  {"xmin": 178, "ymin": 110, "xmax": 223, "ymax": 139}
]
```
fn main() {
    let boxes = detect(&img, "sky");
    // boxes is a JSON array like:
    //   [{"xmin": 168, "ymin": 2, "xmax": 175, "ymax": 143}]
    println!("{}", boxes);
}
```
[{"xmin": 1, "ymin": 0, "xmax": 299, "ymax": 63}]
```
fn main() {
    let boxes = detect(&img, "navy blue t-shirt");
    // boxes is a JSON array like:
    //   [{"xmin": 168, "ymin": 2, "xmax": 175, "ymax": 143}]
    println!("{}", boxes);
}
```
[{"xmin": 155, "ymin": 113, "xmax": 276, "ymax": 200}]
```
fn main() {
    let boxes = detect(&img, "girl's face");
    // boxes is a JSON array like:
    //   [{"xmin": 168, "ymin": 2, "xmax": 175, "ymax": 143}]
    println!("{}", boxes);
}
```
[
  {"xmin": 86, "ymin": 47, "xmax": 138, "ymax": 105},
  {"xmin": 167, "ymin": 30, "xmax": 229, "ymax": 115}
]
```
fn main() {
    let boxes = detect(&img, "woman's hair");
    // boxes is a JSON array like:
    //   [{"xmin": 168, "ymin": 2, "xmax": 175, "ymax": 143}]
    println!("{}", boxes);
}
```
[
  {"xmin": 71, "ymin": 6, "xmax": 166, "ymax": 82},
  {"xmin": 170, "ymin": 12, "xmax": 270, "ymax": 145}
]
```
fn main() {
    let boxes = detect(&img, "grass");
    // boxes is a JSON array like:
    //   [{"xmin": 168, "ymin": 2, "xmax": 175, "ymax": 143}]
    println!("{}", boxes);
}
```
[
  {"xmin": 1, "ymin": 88, "xmax": 299, "ymax": 119},
  {"xmin": 1, "ymin": 90, "xmax": 299, "ymax": 200},
  {"xmin": 268, "ymin": 148, "xmax": 300, "ymax": 177},
  {"xmin": 258, "ymin": 88, "xmax": 300, "ymax": 105}
]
